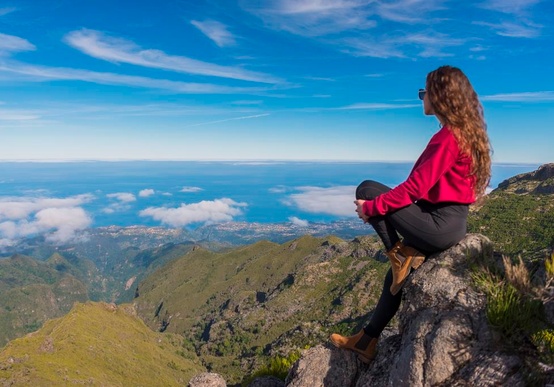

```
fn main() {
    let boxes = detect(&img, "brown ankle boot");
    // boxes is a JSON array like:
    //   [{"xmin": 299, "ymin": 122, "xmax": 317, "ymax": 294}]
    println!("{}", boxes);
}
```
[
  {"xmin": 387, "ymin": 242, "xmax": 425, "ymax": 296},
  {"xmin": 329, "ymin": 330, "xmax": 378, "ymax": 363}
]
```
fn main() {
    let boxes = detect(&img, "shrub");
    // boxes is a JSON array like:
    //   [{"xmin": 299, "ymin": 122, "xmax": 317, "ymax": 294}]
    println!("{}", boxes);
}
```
[
  {"xmin": 531, "ymin": 328, "xmax": 554, "ymax": 364},
  {"xmin": 243, "ymin": 348, "xmax": 304, "ymax": 386},
  {"xmin": 472, "ymin": 267, "xmax": 544, "ymax": 343}
]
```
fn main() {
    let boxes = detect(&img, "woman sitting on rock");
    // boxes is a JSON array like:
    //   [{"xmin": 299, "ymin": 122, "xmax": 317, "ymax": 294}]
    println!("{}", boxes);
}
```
[{"xmin": 330, "ymin": 65, "xmax": 492, "ymax": 363}]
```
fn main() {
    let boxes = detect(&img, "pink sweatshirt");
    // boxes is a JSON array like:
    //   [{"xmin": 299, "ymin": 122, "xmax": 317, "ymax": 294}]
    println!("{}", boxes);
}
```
[{"xmin": 363, "ymin": 126, "xmax": 475, "ymax": 218}]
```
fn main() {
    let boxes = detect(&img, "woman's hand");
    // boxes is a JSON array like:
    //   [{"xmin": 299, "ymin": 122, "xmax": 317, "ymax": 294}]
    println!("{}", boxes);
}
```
[{"xmin": 354, "ymin": 199, "xmax": 369, "ymax": 223}]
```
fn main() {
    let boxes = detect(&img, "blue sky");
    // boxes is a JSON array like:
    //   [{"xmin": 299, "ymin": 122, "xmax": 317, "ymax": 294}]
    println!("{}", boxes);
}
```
[{"xmin": 0, "ymin": 0, "xmax": 552, "ymax": 163}]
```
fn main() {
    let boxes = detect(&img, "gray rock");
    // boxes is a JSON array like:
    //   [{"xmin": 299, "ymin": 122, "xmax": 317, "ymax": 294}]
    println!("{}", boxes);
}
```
[
  {"xmin": 248, "ymin": 375, "xmax": 285, "ymax": 387},
  {"xmin": 285, "ymin": 234, "xmax": 527, "ymax": 386},
  {"xmin": 189, "ymin": 372, "xmax": 227, "ymax": 387},
  {"xmin": 285, "ymin": 345, "xmax": 361, "ymax": 387}
]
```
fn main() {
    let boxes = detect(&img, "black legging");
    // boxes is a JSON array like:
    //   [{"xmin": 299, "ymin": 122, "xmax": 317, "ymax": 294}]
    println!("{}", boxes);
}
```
[{"xmin": 356, "ymin": 180, "xmax": 469, "ymax": 338}]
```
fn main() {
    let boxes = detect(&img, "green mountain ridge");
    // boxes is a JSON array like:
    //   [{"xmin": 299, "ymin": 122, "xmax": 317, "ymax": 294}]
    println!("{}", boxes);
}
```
[
  {"xmin": 468, "ymin": 162, "xmax": 554, "ymax": 257},
  {"xmin": 0, "ymin": 242, "xmax": 196, "ymax": 347},
  {"xmin": 0, "ymin": 301, "xmax": 204, "ymax": 386},
  {"xmin": 134, "ymin": 234, "xmax": 388, "ymax": 384}
]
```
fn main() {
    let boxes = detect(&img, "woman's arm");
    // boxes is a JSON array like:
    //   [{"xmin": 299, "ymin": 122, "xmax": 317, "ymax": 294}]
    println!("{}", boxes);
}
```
[{"xmin": 363, "ymin": 129, "xmax": 459, "ymax": 217}]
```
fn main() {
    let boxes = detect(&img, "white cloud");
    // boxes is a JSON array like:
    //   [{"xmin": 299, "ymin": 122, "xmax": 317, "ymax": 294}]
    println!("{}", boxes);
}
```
[
  {"xmin": 401, "ymin": 32, "xmax": 466, "ymax": 57},
  {"xmin": 477, "ymin": 0, "xmax": 543, "ymax": 38},
  {"xmin": 375, "ymin": 0, "xmax": 446, "ymax": 23},
  {"xmin": 107, "ymin": 192, "xmax": 136, "ymax": 202},
  {"xmin": 480, "ymin": 0, "xmax": 541, "ymax": 15},
  {"xmin": 0, "ymin": 195, "xmax": 93, "ymax": 246},
  {"xmin": 481, "ymin": 91, "xmax": 554, "ymax": 102},
  {"xmin": 186, "ymin": 113, "xmax": 270, "ymax": 127},
  {"xmin": 35, "ymin": 207, "xmax": 91, "ymax": 243},
  {"xmin": 180, "ymin": 186, "xmax": 203, "ymax": 193},
  {"xmin": 244, "ymin": 1, "xmax": 512, "ymax": 58},
  {"xmin": 289, "ymin": 216, "xmax": 309, "ymax": 227},
  {"xmin": 341, "ymin": 30, "xmax": 466, "ymax": 59},
  {"xmin": 242, "ymin": 0, "xmax": 446, "ymax": 38},
  {"xmin": 242, "ymin": 0, "xmax": 376, "ymax": 37},
  {"xmin": 0, "ymin": 33, "xmax": 35, "ymax": 56},
  {"xmin": 0, "ymin": 108, "xmax": 41, "ymax": 121},
  {"xmin": 0, "ymin": 194, "xmax": 94, "ymax": 221},
  {"xmin": 339, "ymin": 36, "xmax": 405, "ymax": 58},
  {"xmin": 140, "ymin": 198, "xmax": 247, "ymax": 227},
  {"xmin": 0, "ymin": 61, "xmax": 271, "ymax": 95},
  {"xmin": 64, "ymin": 29, "xmax": 280, "ymax": 84},
  {"xmin": 103, "ymin": 192, "xmax": 136, "ymax": 213},
  {"xmin": 339, "ymin": 103, "xmax": 419, "ymax": 110},
  {"xmin": 285, "ymin": 185, "xmax": 356, "ymax": 217},
  {"xmin": 269, "ymin": 185, "xmax": 288, "ymax": 193},
  {"xmin": 474, "ymin": 20, "xmax": 541, "ymax": 38},
  {"xmin": 139, "ymin": 189, "xmax": 155, "ymax": 197},
  {"xmin": 191, "ymin": 20, "xmax": 237, "ymax": 47}
]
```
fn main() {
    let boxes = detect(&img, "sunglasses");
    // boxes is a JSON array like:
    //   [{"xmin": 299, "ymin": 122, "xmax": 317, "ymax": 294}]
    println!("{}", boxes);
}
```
[{"xmin": 418, "ymin": 89, "xmax": 426, "ymax": 100}]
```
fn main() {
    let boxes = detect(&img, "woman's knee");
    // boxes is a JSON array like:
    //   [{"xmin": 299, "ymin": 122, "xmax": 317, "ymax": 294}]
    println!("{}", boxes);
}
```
[{"xmin": 356, "ymin": 180, "xmax": 390, "ymax": 200}]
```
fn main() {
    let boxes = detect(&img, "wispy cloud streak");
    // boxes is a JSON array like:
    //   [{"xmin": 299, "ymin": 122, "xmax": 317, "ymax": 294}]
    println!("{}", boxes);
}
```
[
  {"xmin": 64, "ymin": 29, "xmax": 280, "ymax": 84},
  {"xmin": 242, "ymin": 0, "xmax": 376, "ymax": 36},
  {"xmin": 0, "ymin": 33, "xmax": 35, "ymax": 56},
  {"xmin": 187, "ymin": 113, "xmax": 270, "ymax": 127},
  {"xmin": 0, "ymin": 108, "xmax": 41, "ymax": 121},
  {"xmin": 480, "ymin": 0, "xmax": 541, "ymax": 15},
  {"xmin": 473, "ymin": 21, "xmax": 541, "ymax": 38},
  {"xmin": 0, "ymin": 61, "xmax": 271, "ymax": 94},
  {"xmin": 191, "ymin": 20, "xmax": 237, "ymax": 47},
  {"xmin": 477, "ymin": 0, "xmax": 543, "ymax": 38},
  {"xmin": 243, "ymin": 0, "xmax": 464, "ymax": 58},
  {"xmin": 338, "ymin": 103, "xmax": 419, "ymax": 110},
  {"xmin": 481, "ymin": 91, "xmax": 554, "ymax": 102}
]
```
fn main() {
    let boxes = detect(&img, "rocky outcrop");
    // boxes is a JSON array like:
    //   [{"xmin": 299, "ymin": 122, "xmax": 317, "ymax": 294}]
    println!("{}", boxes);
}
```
[
  {"xmin": 189, "ymin": 372, "xmax": 227, "ymax": 387},
  {"xmin": 496, "ymin": 163, "xmax": 554, "ymax": 194},
  {"xmin": 284, "ymin": 234, "xmax": 526, "ymax": 386},
  {"xmin": 188, "ymin": 234, "xmax": 538, "ymax": 386}
]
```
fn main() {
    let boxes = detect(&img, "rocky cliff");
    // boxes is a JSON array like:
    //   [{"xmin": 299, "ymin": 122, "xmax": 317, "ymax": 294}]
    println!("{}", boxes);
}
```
[
  {"xmin": 190, "ymin": 234, "xmax": 551, "ymax": 386},
  {"xmin": 496, "ymin": 163, "xmax": 554, "ymax": 195}
]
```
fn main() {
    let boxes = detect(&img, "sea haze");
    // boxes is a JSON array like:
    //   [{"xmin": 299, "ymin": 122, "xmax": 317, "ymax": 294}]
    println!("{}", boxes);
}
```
[{"xmin": 0, "ymin": 161, "xmax": 540, "ymax": 248}]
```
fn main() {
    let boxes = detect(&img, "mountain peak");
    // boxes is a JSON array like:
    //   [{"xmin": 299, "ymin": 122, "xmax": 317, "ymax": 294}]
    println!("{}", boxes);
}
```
[
  {"xmin": 495, "ymin": 162, "xmax": 554, "ymax": 194},
  {"xmin": 0, "ymin": 302, "xmax": 204, "ymax": 385}
]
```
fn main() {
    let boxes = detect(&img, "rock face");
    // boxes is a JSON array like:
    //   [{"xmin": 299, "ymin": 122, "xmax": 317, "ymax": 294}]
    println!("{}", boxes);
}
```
[
  {"xmin": 284, "ymin": 234, "xmax": 526, "ymax": 387},
  {"xmin": 496, "ymin": 162, "xmax": 554, "ymax": 194},
  {"xmin": 188, "ymin": 372, "xmax": 227, "ymax": 387}
]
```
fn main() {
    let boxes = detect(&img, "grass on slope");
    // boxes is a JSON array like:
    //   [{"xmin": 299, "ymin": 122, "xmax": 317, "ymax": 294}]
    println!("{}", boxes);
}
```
[
  {"xmin": 0, "ymin": 302, "xmax": 204, "ymax": 386},
  {"xmin": 468, "ymin": 192, "xmax": 554, "ymax": 257},
  {"xmin": 135, "ymin": 234, "xmax": 389, "ymax": 384}
]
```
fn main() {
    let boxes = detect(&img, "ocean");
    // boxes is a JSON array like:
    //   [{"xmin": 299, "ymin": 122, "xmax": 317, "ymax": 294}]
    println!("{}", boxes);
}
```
[{"xmin": 0, "ymin": 161, "xmax": 540, "ymax": 246}]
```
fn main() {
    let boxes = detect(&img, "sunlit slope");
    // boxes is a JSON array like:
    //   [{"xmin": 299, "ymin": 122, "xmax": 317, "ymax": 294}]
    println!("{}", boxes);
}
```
[
  {"xmin": 469, "ymin": 163, "xmax": 554, "ymax": 256},
  {"xmin": 135, "ymin": 236, "xmax": 323, "ymax": 333},
  {"xmin": 0, "ymin": 302, "xmax": 204, "ymax": 386},
  {"xmin": 135, "ymin": 234, "xmax": 388, "ymax": 383}
]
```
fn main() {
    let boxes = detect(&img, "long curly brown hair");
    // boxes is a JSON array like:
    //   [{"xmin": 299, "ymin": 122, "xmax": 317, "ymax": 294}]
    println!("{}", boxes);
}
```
[{"xmin": 426, "ymin": 65, "xmax": 492, "ymax": 198}]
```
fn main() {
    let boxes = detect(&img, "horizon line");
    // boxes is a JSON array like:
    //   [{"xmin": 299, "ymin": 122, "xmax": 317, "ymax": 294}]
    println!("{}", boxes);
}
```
[{"xmin": 0, "ymin": 158, "xmax": 545, "ymax": 166}]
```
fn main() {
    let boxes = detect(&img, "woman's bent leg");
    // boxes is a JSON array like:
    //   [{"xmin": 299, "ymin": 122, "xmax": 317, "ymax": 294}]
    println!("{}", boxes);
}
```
[{"xmin": 356, "ymin": 180, "xmax": 400, "ymax": 250}]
